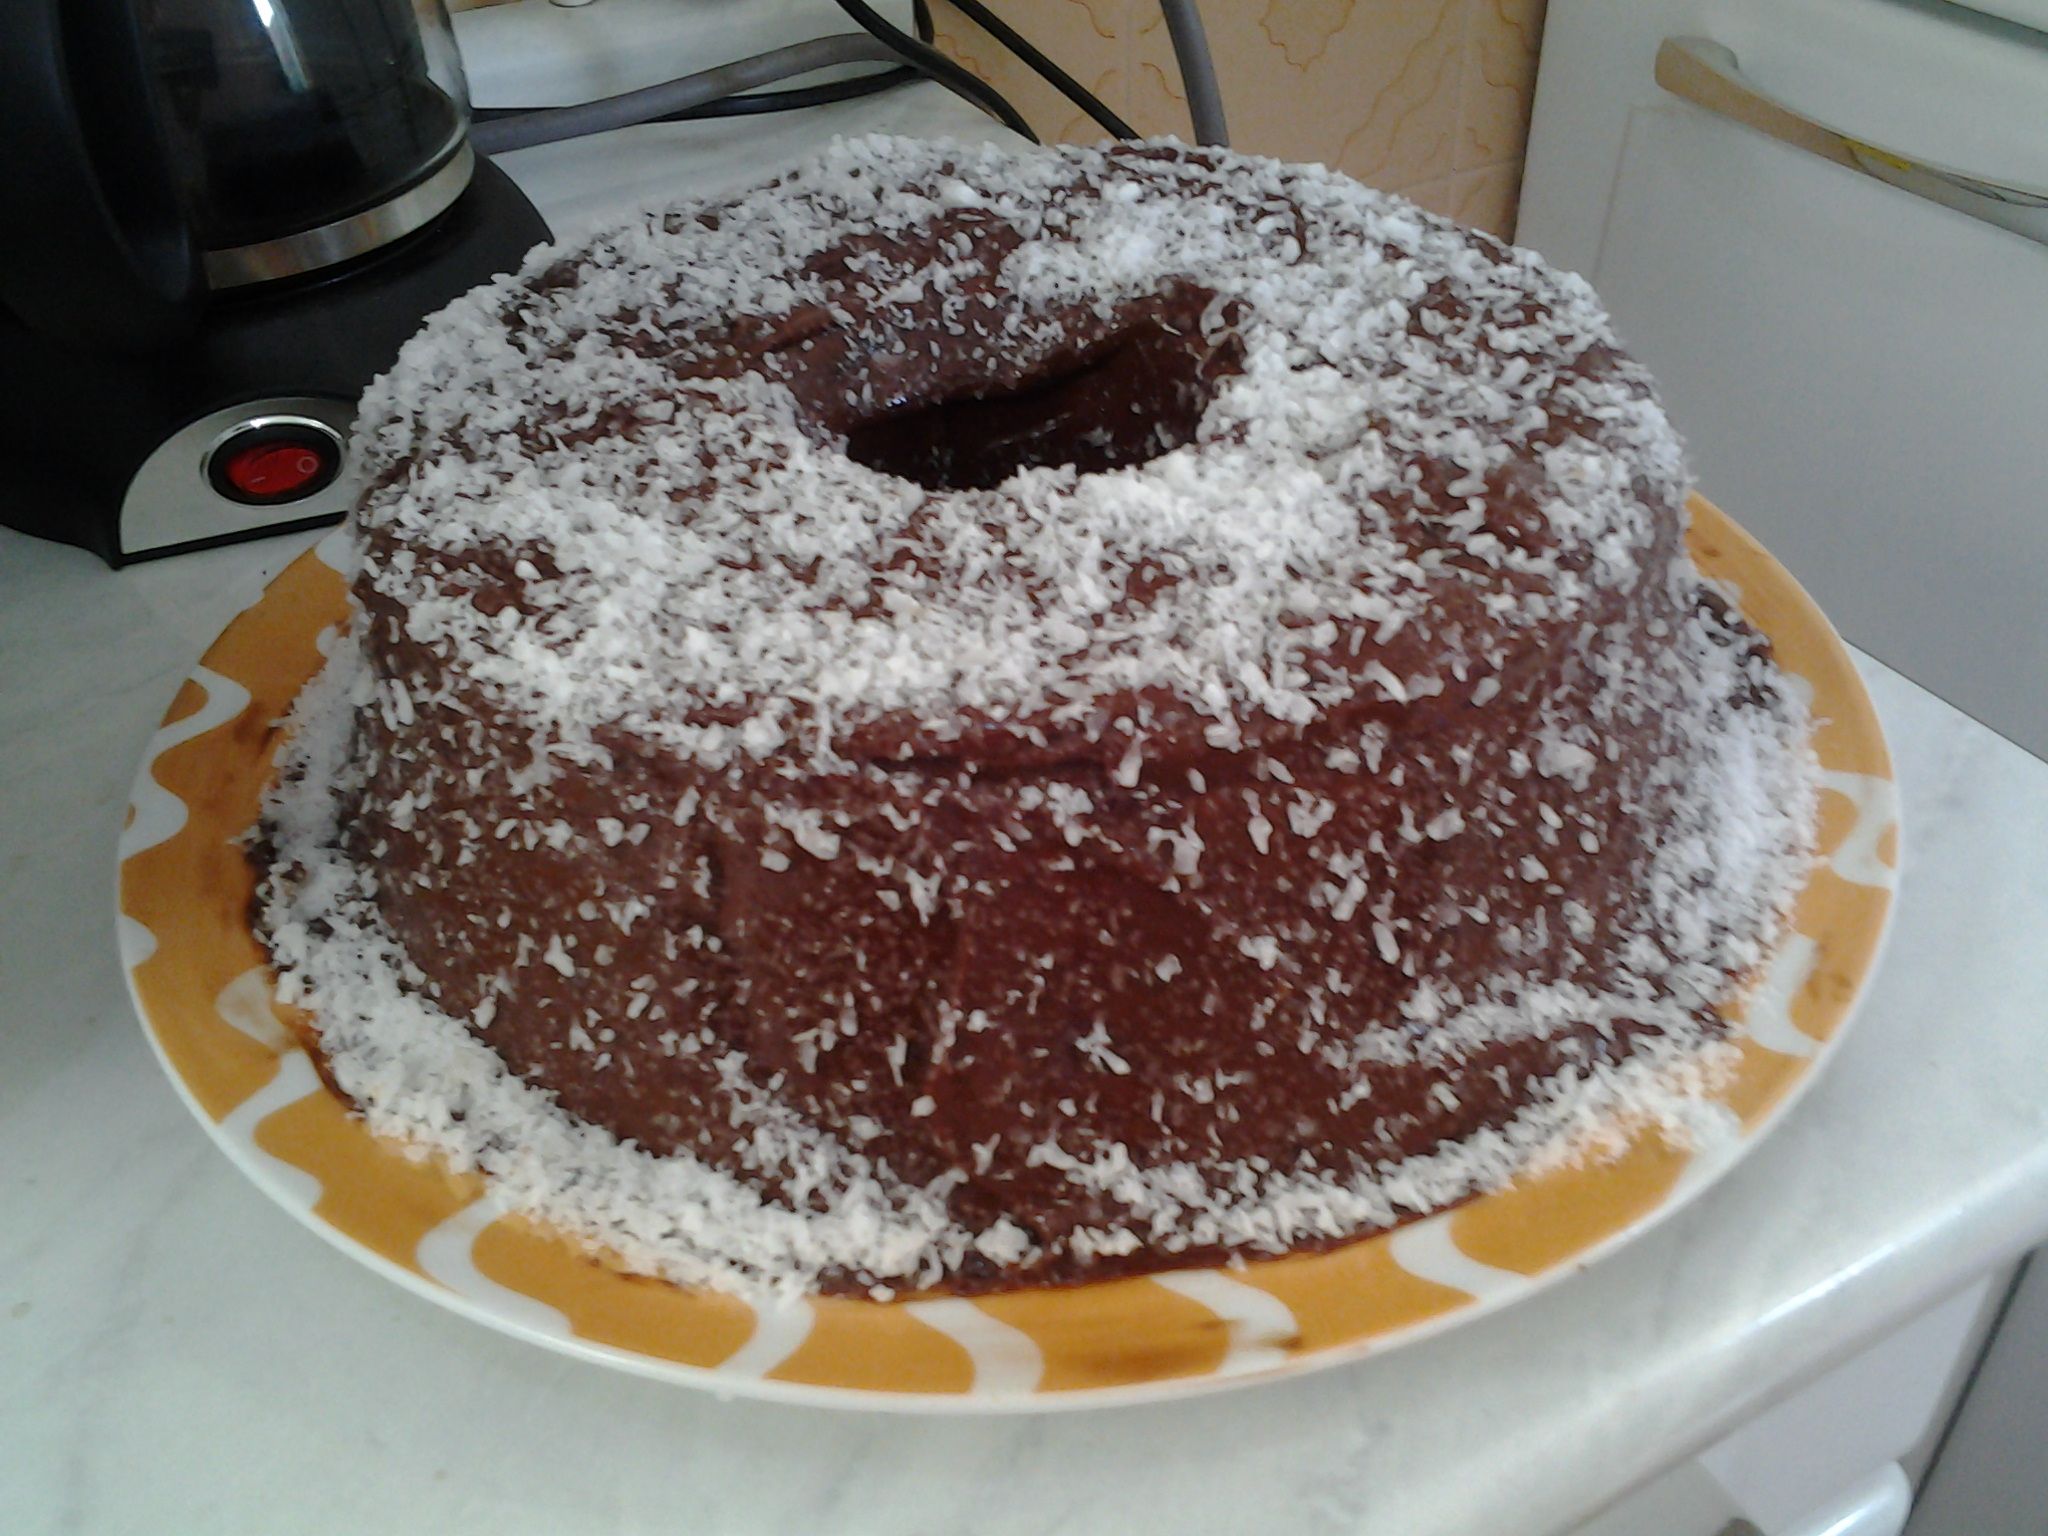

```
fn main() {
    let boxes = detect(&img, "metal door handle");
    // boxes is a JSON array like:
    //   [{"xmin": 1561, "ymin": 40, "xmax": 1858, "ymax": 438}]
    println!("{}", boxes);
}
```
[{"xmin": 1655, "ymin": 35, "xmax": 2048, "ymax": 246}]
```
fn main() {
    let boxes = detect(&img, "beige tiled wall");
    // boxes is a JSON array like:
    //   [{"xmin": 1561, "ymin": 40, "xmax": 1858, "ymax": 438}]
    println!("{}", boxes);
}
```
[{"xmin": 929, "ymin": 0, "xmax": 1546, "ymax": 240}]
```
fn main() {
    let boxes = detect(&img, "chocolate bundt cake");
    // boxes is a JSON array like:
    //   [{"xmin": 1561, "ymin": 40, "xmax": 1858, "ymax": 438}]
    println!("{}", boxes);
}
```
[{"xmin": 256, "ymin": 136, "xmax": 1815, "ymax": 1298}]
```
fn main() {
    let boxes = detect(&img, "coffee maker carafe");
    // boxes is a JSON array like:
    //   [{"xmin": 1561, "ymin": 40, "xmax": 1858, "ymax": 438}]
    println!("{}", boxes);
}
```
[{"xmin": 0, "ymin": 0, "xmax": 549, "ymax": 564}]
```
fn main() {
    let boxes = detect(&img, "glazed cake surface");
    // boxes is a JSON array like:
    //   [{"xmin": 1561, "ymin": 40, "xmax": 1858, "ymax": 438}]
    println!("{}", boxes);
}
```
[{"xmin": 257, "ymin": 136, "xmax": 1815, "ymax": 1298}]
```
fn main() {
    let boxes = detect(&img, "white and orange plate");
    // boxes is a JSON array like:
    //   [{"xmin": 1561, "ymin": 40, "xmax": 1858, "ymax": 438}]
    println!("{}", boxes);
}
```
[{"xmin": 118, "ymin": 495, "xmax": 1897, "ymax": 1410}]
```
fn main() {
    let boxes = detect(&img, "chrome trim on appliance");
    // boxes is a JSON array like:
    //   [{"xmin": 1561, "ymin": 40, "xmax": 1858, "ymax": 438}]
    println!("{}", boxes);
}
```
[
  {"xmin": 121, "ymin": 396, "xmax": 358, "ymax": 558},
  {"xmin": 201, "ymin": 142, "xmax": 476, "ymax": 288},
  {"xmin": 1656, "ymin": 38, "xmax": 2048, "ymax": 247}
]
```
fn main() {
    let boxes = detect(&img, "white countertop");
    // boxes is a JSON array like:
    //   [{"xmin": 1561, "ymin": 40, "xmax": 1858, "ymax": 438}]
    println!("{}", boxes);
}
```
[
  {"xmin": 7, "ymin": 53, "xmax": 2048, "ymax": 1527},
  {"xmin": 5, "ymin": 505, "xmax": 2048, "ymax": 1534}
]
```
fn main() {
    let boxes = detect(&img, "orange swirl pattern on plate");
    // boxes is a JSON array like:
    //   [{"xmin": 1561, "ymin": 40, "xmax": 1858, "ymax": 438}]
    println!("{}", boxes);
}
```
[{"xmin": 118, "ymin": 496, "xmax": 1897, "ymax": 1409}]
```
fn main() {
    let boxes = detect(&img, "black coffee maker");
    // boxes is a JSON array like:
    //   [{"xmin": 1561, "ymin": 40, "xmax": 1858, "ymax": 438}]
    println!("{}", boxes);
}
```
[{"xmin": 0, "ymin": 0, "xmax": 549, "ymax": 565}]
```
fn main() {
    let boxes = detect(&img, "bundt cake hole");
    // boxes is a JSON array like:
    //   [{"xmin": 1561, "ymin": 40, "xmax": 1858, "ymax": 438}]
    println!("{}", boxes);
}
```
[{"xmin": 843, "ymin": 312, "xmax": 1234, "ymax": 492}]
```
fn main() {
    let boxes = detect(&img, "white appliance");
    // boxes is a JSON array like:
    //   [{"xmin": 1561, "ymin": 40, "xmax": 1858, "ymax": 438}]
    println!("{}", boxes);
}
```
[
  {"xmin": 1519, "ymin": 0, "xmax": 2048, "ymax": 762},
  {"xmin": 1523, "ymin": 2, "xmax": 2047, "ymax": 1529}
]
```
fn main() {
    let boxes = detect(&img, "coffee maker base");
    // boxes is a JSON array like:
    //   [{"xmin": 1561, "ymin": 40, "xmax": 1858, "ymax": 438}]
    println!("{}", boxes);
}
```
[{"xmin": 0, "ymin": 154, "xmax": 548, "ymax": 567}]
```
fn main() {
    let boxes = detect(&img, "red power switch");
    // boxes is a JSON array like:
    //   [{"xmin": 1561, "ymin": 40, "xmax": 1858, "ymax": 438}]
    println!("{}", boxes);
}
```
[
  {"xmin": 222, "ymin": 441, "xmax": 325, "ymax": 499},
  {"xmin": 208, "ymin": 420, "xmax": 342, "ymax": 507}
]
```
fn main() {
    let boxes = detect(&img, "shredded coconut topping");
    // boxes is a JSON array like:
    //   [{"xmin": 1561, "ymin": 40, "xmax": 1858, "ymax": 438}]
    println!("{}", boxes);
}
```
[
  {"xmin": 351, "ymin": 134, "xmax": 1681, "ymax": 772},
  {"xmin": 255, "ymin": 136, "xmax": 1819, "ymax": 1299}
]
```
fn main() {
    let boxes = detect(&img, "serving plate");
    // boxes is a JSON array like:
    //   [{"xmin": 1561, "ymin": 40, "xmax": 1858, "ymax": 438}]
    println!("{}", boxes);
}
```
[{"xmin": 118, "ymin": 494, "xmax": 1897, "ymax": 1410}]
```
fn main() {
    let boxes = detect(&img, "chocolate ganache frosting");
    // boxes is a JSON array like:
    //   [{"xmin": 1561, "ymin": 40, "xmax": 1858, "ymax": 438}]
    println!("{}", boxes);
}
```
[{"xmin": 255, "ymin": 137, "xmax": 1816, "ymax": 1298}]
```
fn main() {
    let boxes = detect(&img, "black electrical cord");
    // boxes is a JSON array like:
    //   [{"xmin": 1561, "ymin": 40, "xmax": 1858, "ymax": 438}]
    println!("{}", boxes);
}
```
[
  {"xmin": 471, "ymin": 65, "xmax": 921, "ymax": 128},
  {"xmin": 941, "ymin": 0, "xmax": 1137, "ymax": 139},
  {"xmin": 471, "ymin": 2, "xmax": 1178, "ymax": 157},
  {"xmin": 830, "ymin": 0, "xmax": 1039, "ymax": 142},
  {"xmin": 472, "ymin": 35, "xmax": 903, "ymax": 155}
]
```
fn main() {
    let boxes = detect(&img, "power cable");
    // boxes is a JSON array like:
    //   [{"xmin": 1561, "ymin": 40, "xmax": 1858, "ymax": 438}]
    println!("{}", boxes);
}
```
[
  {"xmin": 1159, "ymin": 0, "xmax": 1228, "ymax": 146},
  {"xmin": 829, "ymin": 0, "xmax": 1038, "ymax": 142},
  {"xmin": 469, "ymin": 65, "xmax": 920, "ymax": 129},
  {"xmin": 940, "ymin": 0, "xmax": 1136, "ymax": 139}
]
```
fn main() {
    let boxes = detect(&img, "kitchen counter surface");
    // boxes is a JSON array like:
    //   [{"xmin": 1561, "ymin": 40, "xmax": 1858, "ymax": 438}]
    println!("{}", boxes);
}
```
[
  {"xmin": 6, "ymin": 507, "xmax": 2047, "ymax": 1535},
  {"xmin": 7, "ymin": 77, "xmax": 2048, "ymax": 1531}
]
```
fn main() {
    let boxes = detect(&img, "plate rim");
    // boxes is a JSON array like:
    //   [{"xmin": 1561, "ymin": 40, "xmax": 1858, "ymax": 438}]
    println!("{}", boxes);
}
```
[{"xmin": 116, "ymin": 500, "xmax": 1898, "ymax": 1412}]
